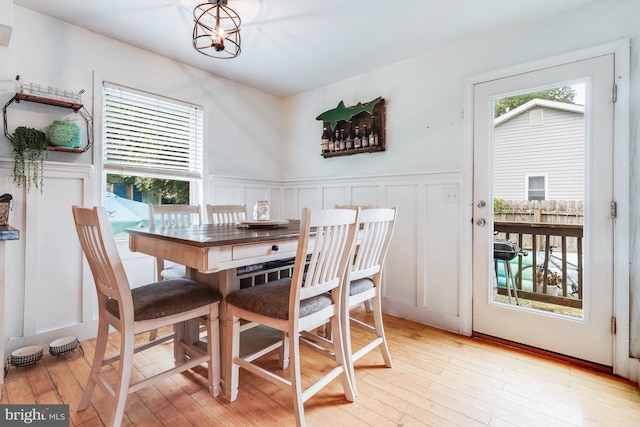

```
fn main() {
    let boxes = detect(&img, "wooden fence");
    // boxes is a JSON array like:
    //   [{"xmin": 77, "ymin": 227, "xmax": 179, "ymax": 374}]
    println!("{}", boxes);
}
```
[
  {"xmin": 495, "ymin": 200, "xmax": 583, "ymax": 252},
  {"xmin": 494, "ymin": 199, "xmax": 583, "ymax": 224}
]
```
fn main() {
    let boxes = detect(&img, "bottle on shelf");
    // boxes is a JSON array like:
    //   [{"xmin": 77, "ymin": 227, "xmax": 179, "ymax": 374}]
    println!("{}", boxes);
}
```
[
  {"xmin": 369, "ymin": 116, "xmax": 379, "ymax": 147},
  {"xmin": 346, "ymin": 121, "xmax": 353, "ymax": 150},
  {"xmin": 339, "ymin": 128, "xmax": 346, "ymax": 151},
  {"xmin": 361, "ymin": 124, "xmax": 368, "ymax": 148},
  {"xmin": 321, "ymin": 126, "xmax": 331, "ymax": 153},
  {"xmin": 334, "ymin": 128, "xmax": 341, "ymax": 151},
  {"xmin": 353, "ymin": 125, "xmax": 361, "ymax": 149},
  {"xmin": 328, "ymin": 126, "xmax": 335, "ymax": 152}
]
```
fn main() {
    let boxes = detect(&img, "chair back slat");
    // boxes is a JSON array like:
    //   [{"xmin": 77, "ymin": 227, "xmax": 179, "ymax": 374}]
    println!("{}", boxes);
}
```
[
  {"xmin": 351, "ymin": 208, "xmax": 397, "ymax": 282},
  {"xmin": 149, "ymin": 204, "xmax": 201, "ymax": 228},
  {"xmin": 72, "ymin": 206, "xmax": 133, "ymax": 310},
  {"xmin": 206, "ymin": 204, "xmax": 246, "ymax": 224},
  {"xmin": 296, "ymin": 209, "xmax": 358, "ymax": 302}
]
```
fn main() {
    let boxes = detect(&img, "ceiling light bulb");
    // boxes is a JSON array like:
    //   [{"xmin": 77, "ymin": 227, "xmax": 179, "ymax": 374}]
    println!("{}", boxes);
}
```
[{"xmin": 211, "ymin": 30, "xmax": 225, "ymax": 51}]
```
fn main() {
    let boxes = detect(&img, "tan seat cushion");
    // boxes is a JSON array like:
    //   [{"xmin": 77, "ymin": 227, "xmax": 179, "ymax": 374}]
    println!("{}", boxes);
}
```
[
  {"xmin": 106, "ymin": 279, "xmax": 221, "ymax": 321},
  {"xmin": 350, "ymin": 278, "xmax": 375, "ymax": 296},
  {"xmin": 225, "ymin": 278, "xmax": 332, "ymax": 320}
]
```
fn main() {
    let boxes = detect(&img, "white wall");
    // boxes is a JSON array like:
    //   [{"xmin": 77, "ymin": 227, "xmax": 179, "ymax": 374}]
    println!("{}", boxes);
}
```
[
  {"xmin": 282, "ymin": 0, "xmax": 640, "ymax": 375},
  {"xmin": 283, "ymin": 0, "xmax": 638, "ymax": 180},
  {"xmin": 1, "ymin": 7, "xmax": 284, "ymax": 180},
  {"xmin": 0, "ymin": 7, "xmax": 283, "ymax": 353}
]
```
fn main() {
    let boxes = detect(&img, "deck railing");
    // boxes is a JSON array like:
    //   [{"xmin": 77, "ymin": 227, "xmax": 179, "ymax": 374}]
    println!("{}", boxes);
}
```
[{"xmin": 494, "ymin": 221, "xmax": 583, "ymax": 308}]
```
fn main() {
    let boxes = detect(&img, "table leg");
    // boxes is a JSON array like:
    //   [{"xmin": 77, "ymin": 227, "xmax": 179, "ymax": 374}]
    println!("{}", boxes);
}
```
[{"xmin": 188, "ymin": 268, "xmax": 238, "ymax": 398}]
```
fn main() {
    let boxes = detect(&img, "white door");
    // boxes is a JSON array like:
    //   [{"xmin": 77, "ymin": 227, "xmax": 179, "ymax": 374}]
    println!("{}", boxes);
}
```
[{"xmin": 472, "ymin": 54, "xmax": 615, "ymax": 366}]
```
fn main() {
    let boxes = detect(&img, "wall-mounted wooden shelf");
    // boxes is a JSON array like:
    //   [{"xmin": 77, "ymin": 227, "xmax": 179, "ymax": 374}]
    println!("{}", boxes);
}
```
[
  {"xmin": 13, "ymin": 92, "xmax": 83, "ymax": 111},
  {"xmin": 317, "ymin": 98, "xmax": 386, "ymax": 158},
  {"xmin": 3, "ymin": 92, "xmax": 93, "ymax": 152},
  {"xmin": 45, "ymin": 145, "xmax": 87, "ymax": 154},
  {"xmin": 321, "ymin": 145, "xmax": 384, "ymax": 158}
]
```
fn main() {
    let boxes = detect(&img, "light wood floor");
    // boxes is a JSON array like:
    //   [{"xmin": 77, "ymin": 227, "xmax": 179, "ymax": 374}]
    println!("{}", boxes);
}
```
[{"xmin": 2, "ymin": 309, "xmax": 640, "ymax": 426}]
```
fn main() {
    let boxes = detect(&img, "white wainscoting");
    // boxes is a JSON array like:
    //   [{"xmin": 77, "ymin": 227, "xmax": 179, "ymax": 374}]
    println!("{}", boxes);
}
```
[
  {"xmin": 210, "ymin": 171, "xmax": 465, "ymax": 333},
  {"xmin": 0, "ymin": 168, "xmax": 465, "ymax": 359},
  {"xmin": 0, "ymin": 161, "xmax": 97, "ymax": 356}
]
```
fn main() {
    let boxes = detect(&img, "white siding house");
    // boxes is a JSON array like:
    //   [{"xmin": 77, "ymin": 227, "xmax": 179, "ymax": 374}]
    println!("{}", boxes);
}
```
[{"xmin": 493, "ymin": 99, "xmax": 585, "ymax": 201}]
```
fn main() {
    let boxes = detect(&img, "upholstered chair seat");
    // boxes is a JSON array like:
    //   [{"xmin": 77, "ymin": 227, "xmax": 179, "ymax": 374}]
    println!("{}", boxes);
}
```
[
  {"xmin": 225, "ymin": 278, "xmax": 332, "ymax": 320},
  {"xmin": 106, "ymin": 278, "xmax": 221, "ymax": 321},
  {"xmin": 349, "ymin": 278, "xmax": 375, "ymax": 296}
]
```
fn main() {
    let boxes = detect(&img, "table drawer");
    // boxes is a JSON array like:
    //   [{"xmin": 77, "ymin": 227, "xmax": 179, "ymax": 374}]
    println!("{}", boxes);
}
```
[{"xmin": 232, "ymin": 240, "xmax": 298, "ymax": 260}]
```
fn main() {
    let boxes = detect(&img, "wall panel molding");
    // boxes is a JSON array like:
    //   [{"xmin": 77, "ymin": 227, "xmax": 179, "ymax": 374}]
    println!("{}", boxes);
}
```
[{"xmin": 210, "ymin": 171, "xmax": 465, "ymax": 333}]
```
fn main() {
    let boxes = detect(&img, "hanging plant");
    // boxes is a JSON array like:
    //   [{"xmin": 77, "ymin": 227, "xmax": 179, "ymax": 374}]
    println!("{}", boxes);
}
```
[{"xmin": 10, "ymin": 126, "xmax": 47, "ymax": 192}]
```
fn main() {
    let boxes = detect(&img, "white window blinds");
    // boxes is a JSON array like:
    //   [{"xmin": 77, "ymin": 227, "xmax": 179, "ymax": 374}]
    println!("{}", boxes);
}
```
[{"xmin": 102, "ymin": 83, "xmax": 203, "ymax": 179}]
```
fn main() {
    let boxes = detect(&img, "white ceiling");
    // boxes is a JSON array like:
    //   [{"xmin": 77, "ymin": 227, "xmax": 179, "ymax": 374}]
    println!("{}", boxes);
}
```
[{"xmin": 13, "ymin": 0, "xmax": 599, "ymax": 98}]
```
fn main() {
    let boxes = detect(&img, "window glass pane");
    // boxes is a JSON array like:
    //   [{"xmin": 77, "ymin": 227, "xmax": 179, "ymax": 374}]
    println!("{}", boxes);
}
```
[
  {"xmin": 529, "ymin": 176, "xmax": 544, "ymax": 189},
  {"xmin": 528, "ymin": 176, "xmax": 545, "ymax": 200},
  {"xmin": 106, "ymin": 174, "xmax": 191, "ymax": 238}
]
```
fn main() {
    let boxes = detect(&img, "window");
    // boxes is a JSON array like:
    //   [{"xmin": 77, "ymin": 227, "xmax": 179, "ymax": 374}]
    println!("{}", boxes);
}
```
[
  {"xmin": 526, "ymin": 175, "xmax": 547, "ymax": 200},
  {"xmin": 102, "ymin": 82, "xmax": 203, "ymax": 237}
]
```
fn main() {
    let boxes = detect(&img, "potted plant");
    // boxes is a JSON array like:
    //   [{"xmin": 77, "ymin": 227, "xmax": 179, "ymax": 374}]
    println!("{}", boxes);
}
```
[
  {"xmin": 10, "ymin": 126, "xmax": 47, "ymax": 191},
  {"xmin": 536, "ymin": 270, "xmax": 562, "ymax": 296}
]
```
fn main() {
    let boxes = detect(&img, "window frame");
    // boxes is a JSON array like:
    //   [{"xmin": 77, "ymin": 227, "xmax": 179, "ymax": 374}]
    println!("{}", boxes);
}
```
[{"xmin": 100, "ymin": 81, "xmax": 204, "ymax": 238}]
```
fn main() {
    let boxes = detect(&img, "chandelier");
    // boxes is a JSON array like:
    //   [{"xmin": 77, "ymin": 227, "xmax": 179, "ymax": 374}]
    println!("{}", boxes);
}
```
[{"xmin": 193, "ymin": 0, "xmax": 241, "ymax": 59}]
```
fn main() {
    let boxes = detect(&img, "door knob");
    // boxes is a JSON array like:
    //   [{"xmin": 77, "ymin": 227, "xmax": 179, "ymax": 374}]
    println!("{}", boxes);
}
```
[
  {"xmin": 476, "ymin": 218, "xmax": 486, "ymax": 227},
  {"xmin": 476, "ymin": 200, "xmax": 486, "ymax": 208}
]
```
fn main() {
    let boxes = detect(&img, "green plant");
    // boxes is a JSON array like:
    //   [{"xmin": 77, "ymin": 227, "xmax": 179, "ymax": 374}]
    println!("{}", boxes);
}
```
[
  {"xmin": 493, "ymin": 197, "xmax": 511, "ymax": 213},
  {"xmin": 11, "ymin": 126, "xmax": 47, "ymax": 191}
]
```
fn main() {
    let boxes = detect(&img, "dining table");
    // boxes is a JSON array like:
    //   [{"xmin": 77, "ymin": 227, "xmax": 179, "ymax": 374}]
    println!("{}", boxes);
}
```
[{"xmin": 127, "ymin": 220, "xmax": 304, "ymax": 398}]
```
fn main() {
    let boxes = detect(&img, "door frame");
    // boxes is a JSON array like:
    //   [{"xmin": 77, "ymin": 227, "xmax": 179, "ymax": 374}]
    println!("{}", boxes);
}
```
[{"xmin": 461, "ymin": 39, "xmax": 630, "ymax": 378}]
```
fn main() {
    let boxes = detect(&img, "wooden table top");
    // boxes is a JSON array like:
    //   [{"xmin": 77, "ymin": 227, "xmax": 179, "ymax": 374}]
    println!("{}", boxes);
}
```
[{"xmin": 126, "ymin": 220, "xmax": 302, "ymax": 247}]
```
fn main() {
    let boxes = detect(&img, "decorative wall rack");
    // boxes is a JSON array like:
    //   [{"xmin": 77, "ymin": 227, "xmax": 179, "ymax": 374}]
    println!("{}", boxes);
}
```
[
  {"xmin": 316, "ymin": 97, "xmax": 385, "ymax": 158},
  {"xmin": 3, "ymin": 92, "xmax": 93, "ymax": 153}
]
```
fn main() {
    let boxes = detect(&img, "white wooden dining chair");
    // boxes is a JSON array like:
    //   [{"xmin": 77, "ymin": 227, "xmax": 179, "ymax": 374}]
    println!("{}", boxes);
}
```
[
  {"xmin": 148, "ymin": 204, "xmax": 203, "ymax": 341},
  {"xmin": 224, "ymin": 208, "xmax": 359, "ymax": 427},
  {"xmin": 334, "ymin": 204, "xmax": 376, "ymax": 311},
  {"xmin": 341, "ymin": 207, "xmax": 397, "ymax": 394},
  {"xmin": 206, "ymin": 204, "xmax": 246, "ymax": 224},
  {"xmin": 149, "ymin": 204, "xmax": 202, "ymax": 281},
  {"xmin": 72, "ymin": 206, "xmax": 221, "ymax": 427},
  {"xmin": 301, "ymin": 207, "xmax": 397, "ymax": 395}
]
